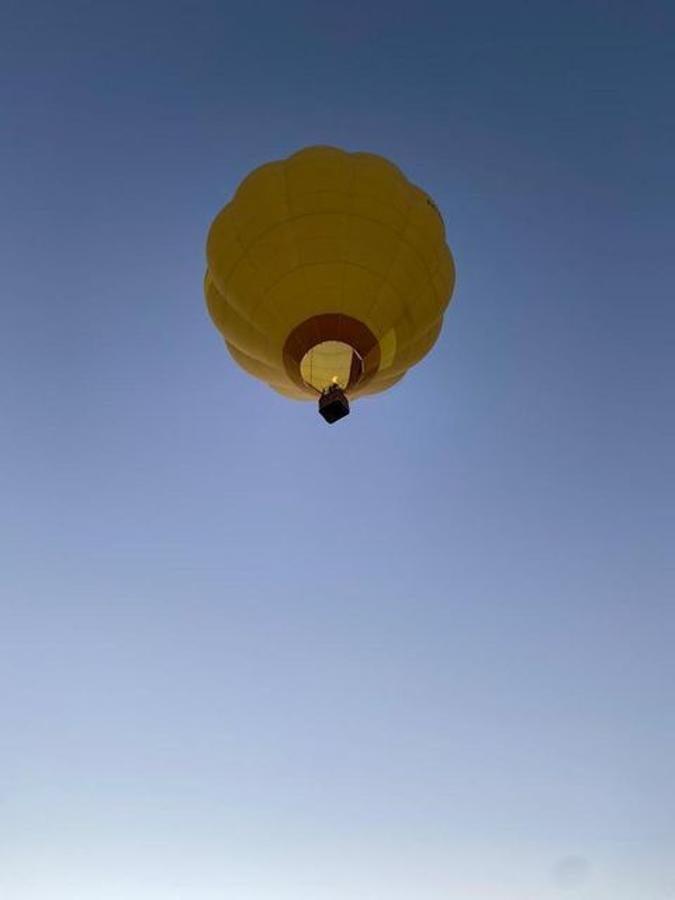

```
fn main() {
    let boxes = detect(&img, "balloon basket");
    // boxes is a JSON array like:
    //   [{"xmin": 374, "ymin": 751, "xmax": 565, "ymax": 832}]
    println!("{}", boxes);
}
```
[{"xmin": 318, "ymin": 385, "xmax": 350, "ymax": 424}]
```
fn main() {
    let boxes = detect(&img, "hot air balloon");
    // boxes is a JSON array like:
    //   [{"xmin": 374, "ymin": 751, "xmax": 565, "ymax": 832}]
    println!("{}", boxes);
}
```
[{"xmin": 205, "ymin": 146, "xmax": 455, "ymax": 423}]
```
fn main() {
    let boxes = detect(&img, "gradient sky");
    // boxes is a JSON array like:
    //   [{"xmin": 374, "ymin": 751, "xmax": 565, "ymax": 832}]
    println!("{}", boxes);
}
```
[{"xmin": 1, "ymin": 2, "xmax": 674, "ymax": 898}]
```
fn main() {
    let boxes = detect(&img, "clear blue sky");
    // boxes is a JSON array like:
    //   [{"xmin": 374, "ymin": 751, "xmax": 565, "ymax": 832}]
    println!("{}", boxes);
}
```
[{"xmin": 1, "ymin": 2, "xmax": 673, "ymax": 898}]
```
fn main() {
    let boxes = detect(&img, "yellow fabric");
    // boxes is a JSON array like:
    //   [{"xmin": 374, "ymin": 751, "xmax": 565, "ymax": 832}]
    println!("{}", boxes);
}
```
[{"xmin": 205, "ymin": 145, "xmax": 455, "ymax": 401}]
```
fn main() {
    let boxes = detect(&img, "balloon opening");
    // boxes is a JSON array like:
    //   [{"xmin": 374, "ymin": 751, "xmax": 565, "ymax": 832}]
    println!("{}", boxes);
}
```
[
  {"xmin": 300, "ymin": 341, "xmax": 363, "ymax": 394},
  {"xmin": 282, "ymin": 313, "xmax": 380, "ymax": 398}
]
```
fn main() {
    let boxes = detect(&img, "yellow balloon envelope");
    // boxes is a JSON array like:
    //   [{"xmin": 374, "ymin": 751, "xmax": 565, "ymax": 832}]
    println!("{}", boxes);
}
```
[{"xmin": 205, "ymin": 146, "xmax": 455, "ymax": 421}]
